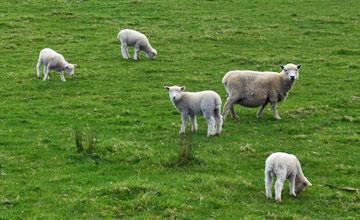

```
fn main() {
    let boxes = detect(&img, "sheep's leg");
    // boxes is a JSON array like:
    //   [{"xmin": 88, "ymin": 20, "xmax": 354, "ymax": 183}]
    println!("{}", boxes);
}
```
[
  {"xmin": 289, "ymin": 176, "xmax": 296, "ymax": 197},
  {"xmin": 214, "ymin": 108, "xmax": 223, "ymax": 135},
  {"xmin": 223, "ymin": 98, "xmax": 237, "ymax": 121},
  {"xmin": 59, "ymin": 72, "xmax": 66, "ymax": 82},
  {"xmin": 275, "ymin": 176, "xmax": 285, "ymax": 202},
  {"xmin": 179, "ymin": 112, "xmax": 188, "ymax": 135},
  {"xmin": 133, "ymin": 44, "xmax": 140, "ymax": 61},
  {"xmin": 265, "ymin": 171, "xmax": 273, "ymax": 199},
  {"xmin": 270, "ymin": 102, "xmax": 281, "ymax": 120},
  {"xmin": 121, "ymin": 43, "xmax": 130, "ymax": 59},
  {"xmin": 36, "ymin": 60, "xmax": 42, "ymax": 79},
  {"xmin": 230, "ymin": 104, "xmax": 239, "ymax": 120},
  {"xmin": 190, "ymin": 114, "xmax": 197, "ymax": 132},
  {"xmin": 257, "ymin": 103, "xmax": 268, "ymax": 118},
  {"xmin": 44, "ymin": 65, "xmax": 51, "ymax": 81},
  {"xmin": 204, "ymin": 111, "xmax": 215, "ymax": 136}
]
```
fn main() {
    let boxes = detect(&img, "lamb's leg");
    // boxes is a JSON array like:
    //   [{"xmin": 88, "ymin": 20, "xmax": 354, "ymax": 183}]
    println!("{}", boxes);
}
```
[
  {"xmin": 36, "ymin": 59, "xmax": 42, "ymax": 79},
  {"xmin": 179, "ymin": 112, "xmax": 188, "ymax": 135},
  {"xmin": 133, "ymin": 44, "xmax": 140, "ymax": 61},
  {"xmin": 289, "ymin": 176, "xmax": 296, "ymax": 197},
  {"xmin": 44, "ymin": 65, "xmax": 51, "ymax": 81},
  {"xmin": 214, "ymin": 108, "xmax": 223, "ymax": 135},
  {"xmin": 59, "ymin": 72, "xmax": 66, "ymax": 82},
  {"xmin": 121, "ymin": 43, "xmax": 130, "ymax": 59},
  {"xmin": 257, "ymin": 103, "xmax": 268, "ymax": 118},
  {"xmin": 265, "ymin": 170, "xmax": 273, "ymax": 199},
  {"xmin": 271, "ymin": 102, "xmax": 281, "ymax": 120},
  {"xmin": 204, "ymin": 111, "xmax": 215, "ymax": 137},
  {"xmin": 190, "ymin": 114, "xmax": 197, "ymax": 132},
  {"xmin": 275, "ymin": 177, "xmax": 285, "ymax": 202}
]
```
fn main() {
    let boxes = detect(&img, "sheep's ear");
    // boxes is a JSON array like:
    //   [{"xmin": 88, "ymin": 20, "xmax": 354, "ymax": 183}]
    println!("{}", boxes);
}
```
[
  {"xmin": 180, "ymin": 86, "xmax": 185, "ymax": 91},
  {"xmin": 164, "ymin": 86, "xmax": 170, "ymax": 91},
  {"xmin": 297, "ymin": 64, "xmax": 301, "ymax": 70},
  {"xmin": 280, "ymin": 64, "xmax": 285, "ymax": 70},
  {"xmin": 74, "ymin": 64, "xmax": 78, "ymax": 68}
]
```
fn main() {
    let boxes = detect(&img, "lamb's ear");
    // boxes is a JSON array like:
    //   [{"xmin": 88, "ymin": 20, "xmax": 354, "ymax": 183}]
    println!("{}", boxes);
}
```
[
  {"xmin": 180, "ymin": 86, "xmax": 185, "ymax": 91},
  {"xmin": 74, "ymin": 64, "xmax": 78, "ymax": 68},
  {"xmin": 164, "ymin": 86, "xmax": 170, "ymax": 91},
  {"xmin": 303, "ymin": 180, "xmax": 312, "ymax": 187},
  {"xmin": 280, "ymin": 64, "xmax": 285, "ymax": 70},
  {"xmin": 297, "ymin": 64, "xmax": 302, "ymax": 70}
]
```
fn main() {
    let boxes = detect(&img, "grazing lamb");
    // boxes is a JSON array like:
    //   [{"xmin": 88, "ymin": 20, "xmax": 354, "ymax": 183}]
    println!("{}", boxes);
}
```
[
  {"xmin": 265, "ymin": 152, "xmax": 312, "ymax": 202},
  {"xmin": 165, "ymin": 86, "xmax": 223, "ymax": 137},
  {"xmin": 118, "ymin": 29, "xmax": 157, "ymax": 61},
  {"xmin": 36, "ymin": 48, "xmax": 77, "ymax": 82},
  {"xmin": 222, "ymin": 63, "xmax": 301, "ymax": 120}
]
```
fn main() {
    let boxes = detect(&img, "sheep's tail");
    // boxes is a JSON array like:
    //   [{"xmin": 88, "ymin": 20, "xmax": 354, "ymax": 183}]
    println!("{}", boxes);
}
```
[{"xmin": 222, "ymin": 72, "xmax": 231, "ymax": 96}]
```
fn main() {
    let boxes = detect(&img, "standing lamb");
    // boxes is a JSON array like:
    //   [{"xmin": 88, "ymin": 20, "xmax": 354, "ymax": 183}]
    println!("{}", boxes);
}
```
[
  {"xmin": 36, "ymin": 48, "xmax": 77, "ymax": 82},
  {"xmin": 165, "ymin": 86, "xmax": 223, "ymax": 137},
  {"xmin": 222, "ymin": 63, "xmax": 301, "ymax": 120},
  {"xmin": 265, "ymin": 152, "xmax": 312, "ymax": 202},
  {"xmin": 118, "ymin": 29, "xmax": 157, "ymax": 61}
]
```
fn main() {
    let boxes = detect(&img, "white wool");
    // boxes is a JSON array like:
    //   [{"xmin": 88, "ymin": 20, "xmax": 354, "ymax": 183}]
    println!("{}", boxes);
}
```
[
  {"xmin": 118, "ymin": 29, "xmax": 157, "ymax": 60},
  {"xmin": 165, "ymin": 86, "xmax": 223, "ymax": 137},
  {"xmin": 264, "ymin": 152, "xmax": 312, "ymax": 202},
  {"xmin": 36, "ymin": 48, "xmax": 76, "ymax": 82}
]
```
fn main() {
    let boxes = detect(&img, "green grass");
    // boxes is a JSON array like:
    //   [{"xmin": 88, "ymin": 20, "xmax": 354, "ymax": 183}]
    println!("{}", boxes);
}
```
[{"xmin": 1, "ymin": 0, "xmax": 360, "ymax": 219}]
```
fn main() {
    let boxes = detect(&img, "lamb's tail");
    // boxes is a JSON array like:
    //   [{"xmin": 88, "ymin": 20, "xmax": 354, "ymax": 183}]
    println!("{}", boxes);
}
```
[{"xmin": 36, "ymin": 56, "xmax": 42, "ymax": 79}]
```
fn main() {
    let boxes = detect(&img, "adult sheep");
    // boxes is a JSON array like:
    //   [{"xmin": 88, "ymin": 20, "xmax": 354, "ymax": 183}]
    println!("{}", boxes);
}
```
[
  {"xmin": 222, "ymin": 63, "xmax": 301, "ymax": 120},
  {"xmin": 118, "ymin": 29, "xmax": 157, "ymax": 61},
  {"xmin": 36, "ymin": 48, "xmax": 77, "ymax": 82},
  {"xmin": 165, "ymin": 86, "xmax": 223, "ymax": 137}
]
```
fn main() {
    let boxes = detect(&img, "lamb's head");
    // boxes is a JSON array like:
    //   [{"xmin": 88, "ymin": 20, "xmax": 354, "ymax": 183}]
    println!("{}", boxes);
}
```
[
  {"xmin": 295, "ymin": 176, "xmax": 312, "ymax": 194},
  {"xmin": 146, "ymin": 48, "xmax": 157, "ymax": 60},
  {"xmin": 65, "ymin": 63, "xmax": 77, "ymax": 77},
  {"xmin": 164, "ymin": 86, "xmax": 185, "ymax": 103},
  {"xmin": 280, "ymin": 63, "xmax": 301, "ymax": 82}
]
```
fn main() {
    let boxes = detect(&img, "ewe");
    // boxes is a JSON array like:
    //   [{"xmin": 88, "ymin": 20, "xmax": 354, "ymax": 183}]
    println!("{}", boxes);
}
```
[
  {"xmin": 36, "ymin": 48, "xmax": 77, "ymax": 82},
  {"xmin": 222, "ymin": 63, "xmax": 301, "ymax": 120},
  {"xmin": 265, "ymin": 152, "xmax": 312, "ymax": 202},
  {"xmin": 118, "ymin": 29, "xmax": 157, "ymax": 61},
  {"xmin": 165, "ymin": 86, "xmax": 223, "ymax": 137}
]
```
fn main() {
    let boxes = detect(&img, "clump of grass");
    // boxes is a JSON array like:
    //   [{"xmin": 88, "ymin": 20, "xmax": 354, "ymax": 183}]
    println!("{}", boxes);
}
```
[
  {"xmin": 175, "ymin": 133, "xmax": 201, "ymax": 166},
  {"xmin": 74, "ymin": 128, "xmax": 100, "ymax": 163}
]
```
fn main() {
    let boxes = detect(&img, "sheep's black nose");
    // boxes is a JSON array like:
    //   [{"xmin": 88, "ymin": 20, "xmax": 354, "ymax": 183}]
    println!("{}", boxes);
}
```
[{"xmin": 290, "ymin": 76, "xmax": 295, "ymax": 80}]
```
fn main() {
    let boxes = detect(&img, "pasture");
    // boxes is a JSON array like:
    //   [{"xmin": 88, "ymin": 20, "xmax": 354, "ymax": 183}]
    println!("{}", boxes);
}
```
[{"xmin": 0, "ymin": 0, "xmax": 359, "ymax": 219}]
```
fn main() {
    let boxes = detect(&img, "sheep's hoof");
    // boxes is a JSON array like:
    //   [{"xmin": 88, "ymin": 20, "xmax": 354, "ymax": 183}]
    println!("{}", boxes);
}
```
[
  {"xmin": 275, "ymin": 116, "xmax": 281, "ymax": 120},
  {"xmin": 37, "ymin": 77, "xmax": 40, "ymax": 80},
  {"xmin": 275, "ymin": 198, "xmax": 282, "ymax": 203}
]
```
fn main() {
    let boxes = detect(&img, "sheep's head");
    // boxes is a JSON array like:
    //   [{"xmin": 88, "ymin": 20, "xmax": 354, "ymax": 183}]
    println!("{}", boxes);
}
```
[
  {"xmin": 164, "ymin": 85, "xmax": 185, "ymax": 103},
  {"xmin": 295, "ymin": 176, "xmax": 312, "ymax": 194},
  {"xmin": 280, "ymin": 63, "xmax": 301, "ymax": 82},
  {"xmin": 147, "ymin": 48, "xmax": 157, "ymax": 60},
  {"xmin": 65, "ymin": 64, "xmax": 77, "ymax": 77}
]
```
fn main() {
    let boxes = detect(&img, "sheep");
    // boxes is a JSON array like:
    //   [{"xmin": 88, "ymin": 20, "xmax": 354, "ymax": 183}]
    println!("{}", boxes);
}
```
[
  {"xmin": 165, "ymin": 86, "xmax": 223, "ymax": 136},
  {"xmin": 265, "ymin": 152, "xmax": 312, "ymax": 202},
  {"xmin": 36, "ymin": 48, "xmax": 77, "ymax": 82},
  {"xmin": 222, "ymin": 63, "xmax": 301, "ymax": 120},
  {"xmin": 118, "ymin": 29, "xmax": 157, "ymax": 61}
]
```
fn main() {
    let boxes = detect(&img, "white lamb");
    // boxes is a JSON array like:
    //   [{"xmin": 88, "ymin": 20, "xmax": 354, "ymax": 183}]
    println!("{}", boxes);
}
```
[
  {"xmin": 165, "ymin": 86, "xmax": 223, "ymax": 136},
  {"xmin": 36, "ymin": 48, "xmax": 77, "ymax": 82},
  {"xmin": 118, "ymin": 29, "xmax": 157, "ymax": 61},
  {"xmin": 265, "ymin": 152, "xmax": 312, "ymax": 202}
]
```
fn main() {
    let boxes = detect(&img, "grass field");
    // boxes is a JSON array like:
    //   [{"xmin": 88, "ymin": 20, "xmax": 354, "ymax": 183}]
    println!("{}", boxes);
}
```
[{"xmin": 1, "ymin": 0, "xmax": 360, "ymax": 219}]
